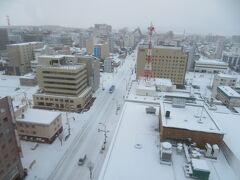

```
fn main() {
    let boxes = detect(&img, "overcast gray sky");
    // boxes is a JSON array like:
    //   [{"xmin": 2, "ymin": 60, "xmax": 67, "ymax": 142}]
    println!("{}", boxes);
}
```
[{"xmin": 0, "ymin": 0, "xmax": 239, "ymax": 35}]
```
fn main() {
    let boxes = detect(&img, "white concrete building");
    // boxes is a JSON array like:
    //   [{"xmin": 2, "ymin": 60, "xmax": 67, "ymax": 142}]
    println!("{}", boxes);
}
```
[
  {"xmin": 16, "ymin": 109, "xmax": 63, "ymax": 143},
  {"xmin": 194, "ymin": 59, "xmax": 228, "ymax": 73},
  {"xmin": 211, "ymin": 73, "xmax": 237, "ymax": 97},
  {"xmin": 216, "ymin": 86, "xmax": 240, "ymax": 107}
]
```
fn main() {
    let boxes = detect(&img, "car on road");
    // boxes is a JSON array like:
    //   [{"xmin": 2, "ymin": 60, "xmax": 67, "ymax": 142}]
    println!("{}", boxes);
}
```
[
  {"xmin": 78, "ymin": 155, "xmax": 87, "ymax": 166},
  {"xmin": 109, "ymin": 85, "xmax": 115, "ymax": 94}
]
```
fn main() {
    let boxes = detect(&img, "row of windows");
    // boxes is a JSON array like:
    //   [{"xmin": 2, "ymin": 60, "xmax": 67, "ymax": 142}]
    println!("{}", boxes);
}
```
[
  {"xmin": 42, "ymin": 70, "xmax": 86, "ymax": 76},
  {"xmin": 19, "ymin": 130, "xmax": 36, "ymax": 134},
  {"xmin": 36, "ymin": 97, "xmax": 74, "ymax": 103},
  {"xmin": 150, "ymin": 55, "xmax": 186, "ymax": 59},
  {"xmin": 18, "ymin": 124, "xmax": 35, "ymax": 128}
]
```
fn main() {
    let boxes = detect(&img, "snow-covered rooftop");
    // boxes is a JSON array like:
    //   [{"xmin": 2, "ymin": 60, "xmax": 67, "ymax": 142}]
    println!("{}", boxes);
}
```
[
  {"xmin": 196, "ymin": 59, "xmax": 228, "ymax": 66},
  {"xmin": 137, "ymin": 79, "xmax": 156, "ymax": 91},
  {"xmin": 99, "ymin": 102, "xmax": 236, "ymax": 180},
  {"xmin": 155, "ymin": 78, "xmax": 172, "ymax": 86},
  {"xmin": 16, "ymin": 109, "xmax": 61, "ymax": 125},
  {"xmin": 8, "ymin": 42, "xmax": 42, "ymax": 46},
  {"xmin": 210, "ymin": 105, "xmax": 240, "ymax": 160},
  {"xmin": 160, "ymin": 101, "xmax": 223, "ymax": 134},
  {"xmin": 20, "ymin": 73, "xmax": 36, "ymax": 79},
  {"xmin": 38, "ymin": 55, "xmax": 67, "ymax": 59},
  {"xmin": 217, "ymin": 73, "xmax": 237, "ymax": 79},
  {"xmin": 218, "ymin": 86, "xmax": 240, "ymax": 98}
]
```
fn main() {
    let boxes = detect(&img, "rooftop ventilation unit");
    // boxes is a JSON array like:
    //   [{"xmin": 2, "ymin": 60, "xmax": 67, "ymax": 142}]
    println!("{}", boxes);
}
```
[
  {"xmin": 172, "ymin": 98, "xmax": 186, "ymax": 108},
  {"xmin": 160, "ymin": 142, "xmax": 172, "ymax": 165},
  {"xmin": 146, "ymin": 106, "xmax": 156, "ymax": 114},
  {"xmin": 165, "ymin": 111, "xmax": 170, "ymax": 118}
]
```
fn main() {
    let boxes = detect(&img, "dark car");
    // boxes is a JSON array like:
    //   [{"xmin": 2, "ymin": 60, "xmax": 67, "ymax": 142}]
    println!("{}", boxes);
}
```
[{"xmin": 78, "ymin": 155, "xmax": 87, "ymax": 166}]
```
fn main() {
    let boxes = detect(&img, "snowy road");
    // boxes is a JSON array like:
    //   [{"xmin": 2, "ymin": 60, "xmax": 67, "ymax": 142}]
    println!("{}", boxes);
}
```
[{"xmin": 48, "ymin": 54, "xmax": 136, "ymax": 180}]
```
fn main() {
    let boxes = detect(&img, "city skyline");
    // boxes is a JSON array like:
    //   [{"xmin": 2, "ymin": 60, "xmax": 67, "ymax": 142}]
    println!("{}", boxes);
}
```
[{"xmin": 0, "ymin": 0, "xmax": 240, "ymax": 36}]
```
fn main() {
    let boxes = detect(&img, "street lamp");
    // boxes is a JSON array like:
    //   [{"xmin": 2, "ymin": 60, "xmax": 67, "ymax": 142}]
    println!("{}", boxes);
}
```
[
  {"xmin": 98, "ymin": 123, "xmax": 109, "ymax": 147},
  {"xmin": 112, "ymin": 98, "xmax": 120, "ymax": 115}
]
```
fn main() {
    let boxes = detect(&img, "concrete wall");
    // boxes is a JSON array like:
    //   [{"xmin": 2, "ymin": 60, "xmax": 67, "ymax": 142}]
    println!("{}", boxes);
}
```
[{"xmin": 159, "ymin": 119, "xmax": 224, "ymax": 148}]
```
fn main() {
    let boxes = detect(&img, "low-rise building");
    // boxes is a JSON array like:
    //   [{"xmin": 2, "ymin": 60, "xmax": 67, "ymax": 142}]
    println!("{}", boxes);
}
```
[
  {"xmin": 155, "ymin": 78, "xmax": 176, "ymax": 92},
  {"xmin": 159, "ymin": 101, "xmax": 224, "ymax": 148},
  {"xmin": 16, "ymin": 109, "xmax": 62, "ymax": 143},
  {"xmin": 19, "ymin": 73, "xmax": 37, "ymax": 86},
  {"xmin": 211, "ymin": 73, "xmax": 237, "ymax": 97},
  {"xmin": 194, "ymin": 59, "xmax": 228, "ymax": 73},
  {"xmin": 216, "ymin": 86, "xmax": 240, "ymax": 107}
]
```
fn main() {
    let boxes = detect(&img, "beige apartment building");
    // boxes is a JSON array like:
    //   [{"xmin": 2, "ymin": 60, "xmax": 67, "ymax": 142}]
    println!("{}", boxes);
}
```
[
  {"xmin": 33, "ymin": 55, "xmax": 93, "ymax": 112},
  {"xmin": 6, "ymin": 42, "xmax": 43, "ymax": 75},
  {"xmin": 0, "ymin": 97, "xmax": 24, "ymax": 180},
  {"xmin": 16, "ymin": 109, "xmax": 62, "ymax": 144},
  {"xmin": 136, "ymin": 45, "xmax": 187, "ymax": 86}
]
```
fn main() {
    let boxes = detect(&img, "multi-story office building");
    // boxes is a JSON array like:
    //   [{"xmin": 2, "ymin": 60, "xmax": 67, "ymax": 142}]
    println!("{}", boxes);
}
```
[
  {"xmin": 6, "ymin": 42, "xmax": 43, "ymax": 75},
  {"xmin": 136, "ymin": 45, "xmax": 187, "ymax": 86},
  {"xmin": 33, "ymin": 55, "xmax": 93, "ymax": 112},
  {"xmin": 0, "ymin": 97, "xmax": 24, "ymax": 180},
  {"xmin": 0, "ymin": 28, "xmax": 9, "ymax": 50},
  {"xmin": 211, "ymin": 73, "xmax": 237, "ymax": 97}
]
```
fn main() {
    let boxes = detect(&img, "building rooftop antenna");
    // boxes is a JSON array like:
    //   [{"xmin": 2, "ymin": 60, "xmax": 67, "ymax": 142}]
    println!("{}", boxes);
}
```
[{"xmin": 143, "ymin": 23, "xmax": 155, "ymax": 81}]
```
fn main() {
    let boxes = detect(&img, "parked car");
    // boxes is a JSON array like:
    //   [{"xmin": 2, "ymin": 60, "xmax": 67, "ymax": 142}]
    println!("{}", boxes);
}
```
[
  {"xmin": 78, "ymin": 155, "xmax": 87, "ymax": 166},
  {"xmin": 31, "ymin": 143, "xmax": 39, "ymax": 150}
]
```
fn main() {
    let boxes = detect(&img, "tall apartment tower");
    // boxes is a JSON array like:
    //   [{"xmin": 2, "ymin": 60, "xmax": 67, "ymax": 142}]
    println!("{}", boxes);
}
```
[
  {"xmin": 33, "ymin": 55, "xmax": 92, "ymax": 112},
  {"xmin": 6, "ymin": 42, "xmax": 43, "ymax": 75},
  {"xmin": 136, "ymin": 45, "xmax": 188, "ymax": 86},
  {"xmin": 0, "ymin": 28, "xmax": 9, "ymax": 50},
  {"xmin": 0, "ymin": 96, "xmax": 24, "ymax": 180}
]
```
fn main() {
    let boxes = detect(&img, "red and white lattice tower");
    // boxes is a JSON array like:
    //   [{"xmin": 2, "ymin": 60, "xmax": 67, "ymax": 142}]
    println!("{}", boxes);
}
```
[{"xmin": 143, "ymin": 23, "xmax": 155, "ymax": 80}]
